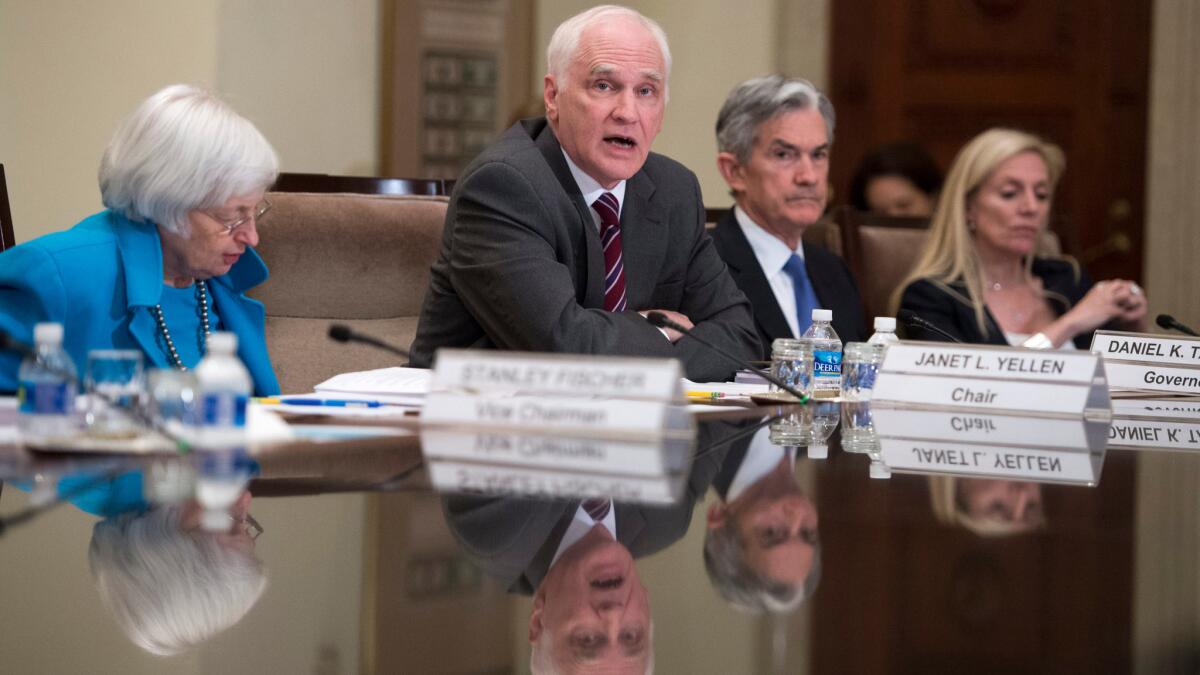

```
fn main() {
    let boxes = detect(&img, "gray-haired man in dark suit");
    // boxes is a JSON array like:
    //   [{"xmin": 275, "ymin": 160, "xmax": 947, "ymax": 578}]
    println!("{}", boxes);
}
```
[{"xmin": 410, "ymin": 5, "xmax": 760, "ymax": 380}]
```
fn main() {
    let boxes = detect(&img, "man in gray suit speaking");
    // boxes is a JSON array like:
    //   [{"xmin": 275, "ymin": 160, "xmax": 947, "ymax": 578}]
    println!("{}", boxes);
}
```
[{"xmin": 410, "ymin": 5, "xmax": 760, "ymax": 382}]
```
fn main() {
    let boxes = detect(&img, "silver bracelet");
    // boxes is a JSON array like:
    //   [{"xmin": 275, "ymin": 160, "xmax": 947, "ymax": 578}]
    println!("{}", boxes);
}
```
[{"xmin": 1021, "ymin": 332, "xmax": 1054, "ymax": 350}]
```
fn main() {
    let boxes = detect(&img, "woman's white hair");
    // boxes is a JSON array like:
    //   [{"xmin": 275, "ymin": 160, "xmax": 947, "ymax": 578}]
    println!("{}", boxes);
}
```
[
  {"xmin": 99, "ymin": 84, "xmax": 279, "ymax": 236},
  {"xmin": 546, "ymin": 5, "xmax": 672, "ymax": 101},
  {"xmin": 88, "ymin": 504, "xmax": 268, "ymax": 656}
]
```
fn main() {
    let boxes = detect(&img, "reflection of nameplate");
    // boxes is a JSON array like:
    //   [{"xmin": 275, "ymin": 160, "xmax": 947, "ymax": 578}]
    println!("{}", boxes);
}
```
[
  {"xmin": 1107, "ymin": 417, "xmax": 1200, "ymax": 452},
  {"xmin": 873, "ymin": 406, "xmax": 1108, "ymax": 485},
  {"xmin": 1110, "ymin": 398, "xmax": 1200, "ymax": 420},
  {"xmin": 877, "ymin": 439, "xmax": 1104, "ymax": 486},
  {"xmin": 420, "ymin": 429, "xmax": 691, "ymax": 476},
  {"xmin": 1091, "ymin": 331, "xmax": 1200, "ymax": 395},
  {"xmin": 426, "ymin": 461, "xmax": 683, "ymax": 504},
  {"xmin": 872, "ymin": 408, "xmax": 1107, "ymax": 449},
  {"xmin": 421, "ymin": 429, "xmax": 690, "ymax": 504},
  {"xmin": 873, "ymin": 341, "xmax": 1109, "ymax": 416}
]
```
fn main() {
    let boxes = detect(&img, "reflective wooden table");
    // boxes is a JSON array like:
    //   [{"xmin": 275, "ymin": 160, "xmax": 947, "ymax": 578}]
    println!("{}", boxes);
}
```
[{"xmin": 1, "ymin": 397, "xmax": 1197, "ymax": 675}]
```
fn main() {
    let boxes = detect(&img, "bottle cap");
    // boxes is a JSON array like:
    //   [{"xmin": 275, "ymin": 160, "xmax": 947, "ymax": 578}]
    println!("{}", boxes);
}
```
[
  {"xmin": 208, "ymin": 332, "xmax": 238, "ymax": 354},
  {"xmin": 811, "ymin": 309, "xmax": 833, "ymax": 322},
  {"xmin": 807, "ymin": 443, "xmax": 828, "ymax": 459},
  {"xmin": 33, "ymin": 322, "xmax": 64, "ymax": 346},
  {"xmin": 869, "ymin": 460, "xmax": 892, "ymax": 479},
  {"xmin": 874, "ymin": 316, "xmax": 896, "ymax": 331}
]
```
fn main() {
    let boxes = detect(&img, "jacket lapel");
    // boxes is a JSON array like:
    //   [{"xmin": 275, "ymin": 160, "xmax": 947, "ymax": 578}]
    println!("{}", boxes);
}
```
[
  {"xmin": 617, "ymin": 170, "xmax": 664, "ymax": 309},
  {"xmin": 534, "ymin": 122, "xmax": 606, "ymax": 308},
  {"xmin": 111, "ymin": 213, "xmax": 171, "ymax": 368},
  {"xmin": 717, "ymin": 214, "xmax": 794, "ymax": 340}
]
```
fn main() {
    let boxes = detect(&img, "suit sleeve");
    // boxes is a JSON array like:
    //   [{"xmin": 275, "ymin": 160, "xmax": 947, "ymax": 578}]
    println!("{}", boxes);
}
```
[
  {"xmin": 661, "ymin": 173, "xmax": 761, "ymax": 380},
  {"xmin": 897, "ymin": 278, "xmax": 974, "ymax": 343},
  {"xmin": 0, "ymin": 244, "xmax": 68, "ymax": 392},
  {"xmin": 444, "ymin": 160, "xmax": 684, "ymax": 361}
]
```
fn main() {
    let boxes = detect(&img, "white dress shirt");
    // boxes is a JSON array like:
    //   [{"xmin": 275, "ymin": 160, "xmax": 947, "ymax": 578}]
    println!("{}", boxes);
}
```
[
  {"xmin": 735, "ymin": 206, "xmax": 807, "ymax": 338},
  {"xmin": 727, "ymin": 426, "xmax": 797, "ymax": 501},
  {"xmin": 563, "ymin": 150, "xmax": 627, "ymax": 229},
  {"xmin": 550, "ymin": 500, "xmax": 619, "ymax": 567}
]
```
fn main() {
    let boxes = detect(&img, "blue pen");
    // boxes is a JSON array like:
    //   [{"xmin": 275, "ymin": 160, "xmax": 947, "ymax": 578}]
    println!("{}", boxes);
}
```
[{"xmin": 271, "ymin": 398, "xmax": 384, "ymax": 408}]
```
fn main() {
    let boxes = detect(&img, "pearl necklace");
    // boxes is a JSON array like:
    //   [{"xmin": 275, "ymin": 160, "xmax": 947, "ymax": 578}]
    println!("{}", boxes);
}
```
[{"xmin": 153, "ymin": 281, "xmax": 210, "ymax": 371}]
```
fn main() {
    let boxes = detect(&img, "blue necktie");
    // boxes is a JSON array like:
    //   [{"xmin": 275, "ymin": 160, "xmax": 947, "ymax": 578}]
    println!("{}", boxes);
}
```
[{"xmin": 782, "ymin": 254, "xmax": 821, "ymax": 336}]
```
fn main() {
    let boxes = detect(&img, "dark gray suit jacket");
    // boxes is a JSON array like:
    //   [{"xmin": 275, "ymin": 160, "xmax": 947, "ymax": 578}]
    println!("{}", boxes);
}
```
[
  {"xmin": 409, "ymin": 118, "xmax": 759, "ymax": 382},
  {"xmin": 711, "ymin": 210, "xmax": 868, "ymax": 348}
]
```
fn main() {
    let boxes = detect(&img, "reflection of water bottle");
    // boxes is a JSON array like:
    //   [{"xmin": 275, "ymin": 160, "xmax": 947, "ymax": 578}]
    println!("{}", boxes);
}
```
[
  {"xmin": 17, "ymin": 323, "xmax": 78, "ymax": 443},
  {"xmin": 803, "ymin": 309, "xmax": 841, "ymax": 399},
  {"xmin": 196, "ymin": 450, "xmax": 253, "ymax": 532},
  {"xmin": 808, "ymin": 400, "xmax": 840, "ymax": 459},
  {"xmin": 194, "ymin": 333, "xmax": 251, "ymax": 452}
]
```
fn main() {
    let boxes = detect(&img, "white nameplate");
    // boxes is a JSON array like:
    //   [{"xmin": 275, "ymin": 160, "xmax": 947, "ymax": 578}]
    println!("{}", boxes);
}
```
[
  {"xmin": 432, "ymin": 349, "xmax": 681, "ymax": 400},
  {"xmin": 878, "ymin": 439, "xmax": 1103, "ymax": 485},
  {"xmin": 873, "ymin": 341, "xmax": 1109, "ymax": 415},
  {"xmin": 1091, "ymin": 330, "xmax": 1200, "ymax": 395},
  {"xmin": 1107, "ymin": 417, "xmax": 1200, "ymax": 451},
  {"xmin": 872, "ymin": 408, "xmax": 1106, "ymax": 450},
  {"xmin": 421, "ymin": 392, "xmax": 693, "ymax": 439},
  {"xmin": 1110, "ymin": 398, "xmax": 1200, "ymax": 420},
  {"xmin": 420, "ymin": 429, "xmax": 691, "ymax": 477},
  {"xmin": 426, "ymin": 461, "xmax": 682, "ymax": 504}
]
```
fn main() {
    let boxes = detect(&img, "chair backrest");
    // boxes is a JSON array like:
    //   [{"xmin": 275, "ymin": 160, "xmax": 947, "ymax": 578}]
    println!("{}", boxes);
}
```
[
  {"xmin": 250, "ymin": 177, "xmax": 448, "ymax": 393},
  {"xmin": 836, "ymin": 205, "xmax": 1064, "ymax": 321},
  {"xmin": 0, "ymin": 164, "xmax": 15, "ymax": 252},
  {"xmin": 273, "ymin": 172, "xmax": 447, "ymax": 197}
]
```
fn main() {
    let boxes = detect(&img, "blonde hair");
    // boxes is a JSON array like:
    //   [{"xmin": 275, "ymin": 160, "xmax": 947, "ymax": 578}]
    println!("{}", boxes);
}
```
[{"xmin": 891, "ymin": 128, "xmax": 1066, "ymax": 336}]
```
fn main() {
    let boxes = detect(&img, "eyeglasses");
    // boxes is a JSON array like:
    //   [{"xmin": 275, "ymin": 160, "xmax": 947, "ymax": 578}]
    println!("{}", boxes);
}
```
[
  {"xmin": 230, "ymin": 512, "xmax": 264, "ymax": 540},
  {"xmin": 209, "ymin": 198, "xmax": 272, "ymax": 235}
]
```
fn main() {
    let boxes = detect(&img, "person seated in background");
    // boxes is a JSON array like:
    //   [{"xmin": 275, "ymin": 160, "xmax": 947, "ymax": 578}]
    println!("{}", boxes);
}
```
[
  {"xmin": 89, "ymin": 490, "xmax": 267, "ymax": 656},
  {"xmin": 895, "ymin": 128, "xmax": 1147, "ymax": 348},
  {"xmin": 847, "ymin": 140, "xmax": 943, "ymax": 217},
  {"xmin": 704, "ymin": 426, "xmax": 821, "ymax": 614},
  {"xmin": 0, "ymin": 84, "xmax": 280, "ymax": 395},
  {"xmin": 711, "ymin": 75, "xmax": 867, "ymax": 346},
  {"xmin": 409, "ymin": 5, "xmax": 759, "ymax": 381},
  {"xmin": 928, "ymin": 475, "xmax": 1045, "ymax": 537}
]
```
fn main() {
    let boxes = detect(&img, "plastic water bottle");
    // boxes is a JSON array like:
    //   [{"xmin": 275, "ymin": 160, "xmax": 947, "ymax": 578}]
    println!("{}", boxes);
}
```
[
  {"xmin": 193, "ymin": 332, "xmax": 251, "ymax": 453},
  {"xmin": 868, "ymin": 317, "xmax": 900, "ymax": 348},
  {"xmin": 17, "ymin": 323, "xmax": 78, "ymax": 443},
  {"xmin": 802, "ymin": 309, "xmax": 841, "ymax": 399}
]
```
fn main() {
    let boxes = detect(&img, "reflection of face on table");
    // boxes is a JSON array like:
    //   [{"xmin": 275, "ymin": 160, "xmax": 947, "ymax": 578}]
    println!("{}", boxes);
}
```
[
  {"xmin": 530, "ymin": 524, "xmax": 651, "ymax": 674},
  {"xmin": 89, "ymin": 490, "xmax": 266, "ymax": 656}
]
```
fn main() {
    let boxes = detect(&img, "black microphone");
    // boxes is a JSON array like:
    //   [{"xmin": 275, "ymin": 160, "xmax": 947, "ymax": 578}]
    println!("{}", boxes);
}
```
[
  {"xmin": 328, "ymin": 324, "xmax": 411, "ymax": 359},
  {"xmin": 897, "ymin": 309, "xmax": 962, "ymax": 343},
  {"xmin": 1156, "ymin": 314, "xmax": 1199, "ymax": 337},
  {"xmin": 644, "ymin": 312, "xmax": 809, "ymax": 403}
]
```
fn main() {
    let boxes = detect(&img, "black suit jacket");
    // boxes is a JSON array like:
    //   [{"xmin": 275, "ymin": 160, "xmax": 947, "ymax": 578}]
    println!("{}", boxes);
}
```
[
  {"xmin": 710, "ymin": 210, "xmax": 868, "ymax": 353},
  {"xmin": 410, "ymin": 118, "xmax": 759, "ymax": 382},
  {"xmin": 898, "ymin": 257, "xmax": 1108, "ymax": 349}
]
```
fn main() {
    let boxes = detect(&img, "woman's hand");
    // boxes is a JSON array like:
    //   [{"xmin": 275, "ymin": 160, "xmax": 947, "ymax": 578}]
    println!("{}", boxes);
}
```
[
  {"xmin": 1107, "ymin": 279, "xmax": 1149, "ymax": 330},
  {"xmin": 1064, "ymin": 279, "xmax": 1147, "ymax": 336}
]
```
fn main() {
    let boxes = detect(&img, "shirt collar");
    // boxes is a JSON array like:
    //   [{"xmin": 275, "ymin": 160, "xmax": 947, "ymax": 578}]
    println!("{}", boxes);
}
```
[
  {"xmin": 563, "ymin": 149, "xmax": 626, "ymax": 216},
  {"xmin": 728, "ymin": 426, "xmax": 796, "ymax": 502},
  {"xmin": 734, "ymin": 206, "xmax": 804, "ymax": 276},
  {"xmin": 549, "ymin": 500, "xmax": 618, "ymax": 568}
]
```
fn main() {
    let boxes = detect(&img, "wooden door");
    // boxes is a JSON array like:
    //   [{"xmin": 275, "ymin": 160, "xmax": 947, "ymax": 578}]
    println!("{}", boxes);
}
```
[{"xmin": 829, "ymin": 0, "xmax": 1151, "ymax": 283}]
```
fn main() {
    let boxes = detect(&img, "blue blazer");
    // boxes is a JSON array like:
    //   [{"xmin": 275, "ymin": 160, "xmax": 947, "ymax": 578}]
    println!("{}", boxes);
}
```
[{"xmin": 0, "ymin": 210, "xmax": 279, "ymax": 395}]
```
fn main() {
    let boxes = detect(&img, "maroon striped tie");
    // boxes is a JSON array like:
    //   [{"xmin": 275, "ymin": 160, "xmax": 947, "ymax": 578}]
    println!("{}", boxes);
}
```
[
  {"xmin": 592, "ymin": 192, "xmax": 628, "ymax": 312},
  {"xmin": 583, "ymin": 498, "xmax": 612, "ymax": 522}
]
